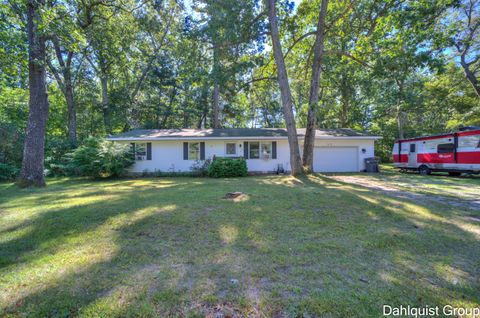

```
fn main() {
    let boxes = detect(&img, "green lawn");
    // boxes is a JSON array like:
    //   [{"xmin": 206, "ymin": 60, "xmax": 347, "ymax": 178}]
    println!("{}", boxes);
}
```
[{"xmin": 0, "ymin": 174, "xmax": 479, "ymax": 317}]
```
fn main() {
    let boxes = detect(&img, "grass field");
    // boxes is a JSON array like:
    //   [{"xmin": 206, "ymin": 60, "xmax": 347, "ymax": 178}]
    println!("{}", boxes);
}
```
[{"xmin": 0, "ymin": 173, "xmax": 479, "ymax": 317}]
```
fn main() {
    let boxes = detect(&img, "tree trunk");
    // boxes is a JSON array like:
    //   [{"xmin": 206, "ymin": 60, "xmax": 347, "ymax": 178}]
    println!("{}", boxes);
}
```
[
  {"xmin": 18, "ymin": 0, "xmax": 49, "ymax": 187},
  {"xmin": 460, "ymin": 59, "xmax": 480, "ymax": 98},
  {"xmin": 161, "ymin": 87, "xmax": 177, "ymax": 128},
  {"xmin": 265, "ymin": 0, "xmax": 302, "ymax": 176},
  {"xmin": 302, "ymin": 0, "xmax": 329, "ymax": 173},
  {"xmin": 48, "ymin": 42, "xmax": 77, "ymax": 147},
  {"xmin": 395, "ymin": 78, "xmax": 405, "ymax": 139},
  {"xmin": 212, "ymin": 43, "xmax": 221, "ymax": 128},
  {"xmin": 100, "ymin": 75, "xmax": 110, "ymax": 133},
  {"xmin": 397, "ymin": 109, "xmax": 406, "ymax": 140},
  {"xmin": 64, "ymin": 72, "xmax": 77, "ymax": 146},
  {"xmin": 340, "ymin": 76, "xmax": 349, "ymax": 127},
  {"xmin": 212, "ymin": 82, "xmax": 220, "ymax": 128}
]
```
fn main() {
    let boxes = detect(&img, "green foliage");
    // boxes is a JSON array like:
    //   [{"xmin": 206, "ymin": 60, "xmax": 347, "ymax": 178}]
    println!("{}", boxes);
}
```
[
  {"xmin": 68, "ymin": 138, "xmax": 134, "ymax": 178},
  {"xmin": 44, "ymin": 138, "xmax": 75, "ymax": 177},
  {"xmin": 0, "ymin": 123, "xmax": 24, "ymax": 167},
  {"xmin": 190, "ymin": 159, "xmax": 211, "ymax": 177},
  {"xmin": 207, "ymin": 157, "xmax": 247, "ymax": 178},
  {"xmin": 0, "ymin": 163, "xmax": 19, "ymax": 181}
]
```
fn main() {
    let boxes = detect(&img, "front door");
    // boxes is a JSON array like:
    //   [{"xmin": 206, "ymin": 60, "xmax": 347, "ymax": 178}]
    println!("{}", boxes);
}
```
[{"xmin": 408, "ymin": 143, "xmax": 417, "ymax": 167}]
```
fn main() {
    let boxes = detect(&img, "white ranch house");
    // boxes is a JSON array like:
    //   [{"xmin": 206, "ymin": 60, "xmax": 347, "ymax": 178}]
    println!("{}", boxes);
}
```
[{"xmin": 107, "ymin": 128, "xmax": 381, "ymax": 173}]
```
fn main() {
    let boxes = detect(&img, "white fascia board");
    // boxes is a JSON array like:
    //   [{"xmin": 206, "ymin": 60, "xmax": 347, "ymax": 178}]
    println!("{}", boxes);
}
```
[
  {"xmin": 312, "ymin": 136, "xmax": 382, "ymax": 140},
  {"xmin": 107, "ymin": 136, "xmax": 382, "ymax": 141},
  {"xmin": 106, "ymin": 136, "xmax": 288, "ymax": 141}
]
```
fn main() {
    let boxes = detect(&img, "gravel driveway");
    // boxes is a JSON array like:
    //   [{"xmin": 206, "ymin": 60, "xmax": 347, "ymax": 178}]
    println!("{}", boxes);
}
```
[{"xmin": 327, "ymin": 175, "xmax": 480, "ymax": 212}]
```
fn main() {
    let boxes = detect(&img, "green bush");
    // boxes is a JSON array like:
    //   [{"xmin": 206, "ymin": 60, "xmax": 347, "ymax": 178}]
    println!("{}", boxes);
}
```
[
  {"xmin": 44, "ymin": 138, "xmax": 75, "ymax": 176},
  {"xmin": 68, "ymin": 137, "xmax": 134, "ymax": 178},
  {"xmin": 0, "ymin": 123, "xmax": 24, "ymax": 166},
  {"xmin": 207, "ymin": 157, "xmax": 247, "ymax": 178},
  {"xmin": 190, "ymin": 159, "xmax": 211, "ymax": 177},
  {"xmin": 0, "ymin": 163, "xmax": 19, "ymax": 181}
]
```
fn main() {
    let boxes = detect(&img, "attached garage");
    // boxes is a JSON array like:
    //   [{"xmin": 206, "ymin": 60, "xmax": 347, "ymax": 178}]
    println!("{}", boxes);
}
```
[{"xmin": 313, "ymin": 147, "xmax": 359, "ymax": 172}]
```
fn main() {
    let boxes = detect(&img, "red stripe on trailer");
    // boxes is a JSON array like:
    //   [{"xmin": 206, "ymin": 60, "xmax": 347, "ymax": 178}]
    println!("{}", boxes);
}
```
[
  {"xmin": 416, "ymin": 151, "xmax": 480, "ymax": 164},
  {"xmin": 392, "ymin": 154, "xmax": 408, "ymax": 162},
  {"xmin": 457, "ymin": 129, "xmax": 480, "ymax": 137},
  {"xmin": 397, "ymin": 129, "xmax": 480, "ymax": 142},
  {"xmin": 418, "ymin": 153, "xmax": 455, "ymax": 163},
  {"xmin": 457, "ymin": 151, "xmax": 480, "ymax": 164}
]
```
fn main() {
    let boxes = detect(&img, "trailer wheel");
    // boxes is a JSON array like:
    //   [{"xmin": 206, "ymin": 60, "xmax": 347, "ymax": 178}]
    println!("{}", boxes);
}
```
[
  {"xmin": 418, "ymin": 165, "xmax": 431, "ymax": 176},
  {"xmin": 448, "ymin": 172, "xmax": 461, "ymax": 177}
]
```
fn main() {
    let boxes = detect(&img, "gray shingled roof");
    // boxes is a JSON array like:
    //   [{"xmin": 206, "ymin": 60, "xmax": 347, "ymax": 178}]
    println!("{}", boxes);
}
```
[{"xmin": 108, "ymin": 128, "xmax": 376, "ymax": 140}]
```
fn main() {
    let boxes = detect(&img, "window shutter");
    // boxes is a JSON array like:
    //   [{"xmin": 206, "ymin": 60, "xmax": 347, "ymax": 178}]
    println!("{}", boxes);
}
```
[
  {"xmin": 183, "ymin": 142, "xmax": 188, "ymax": 160},
  {"xmin": 272, "ymin": 141, "xmax": 277, "ymax": 159},
  {"xmin": 243, "ymin": 141, "xmax": 249, "ymax": 159},
  {"xmin": 200, "ymin": 142, "xmax": 205, "ymax": 160},
  {"xmin": 146, "ymin": 142, "xmax": 152, "ymax": 160},
  {"xmin": 130, "ymin": 143, "xmax": 136, "ymax": 159}
]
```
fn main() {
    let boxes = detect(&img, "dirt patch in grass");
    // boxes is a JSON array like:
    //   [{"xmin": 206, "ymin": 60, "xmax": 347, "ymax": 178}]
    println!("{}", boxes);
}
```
[
  {"xmin": 198, "ymin": 302, "xmax": 243, "ymax": 318},
  {"xmin": 223, "ymin": 192, "xmax": 250, "ymax": 202}
]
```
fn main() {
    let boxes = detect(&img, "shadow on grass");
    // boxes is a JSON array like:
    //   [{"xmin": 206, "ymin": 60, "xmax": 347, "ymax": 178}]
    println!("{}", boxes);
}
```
[{"xmin": 0, "ymin": 176, "xmax": 479, "ymax": 317}]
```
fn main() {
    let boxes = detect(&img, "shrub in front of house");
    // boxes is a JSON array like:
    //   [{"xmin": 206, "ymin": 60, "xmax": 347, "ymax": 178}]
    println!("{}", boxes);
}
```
[
  {"xmin": 207, "ymin": 157, "xmax": 247, "ymax": 178},
  {"xmin": 0, "ymin": 163, "xmax": 19, "ymax": 181},
  {"xmin": 68, "ymin": 137, "xmax": 134, "ymax": 178},
  {"xmin": 190, "ymin": 159, "xmax": 211, "ymax": 177}
]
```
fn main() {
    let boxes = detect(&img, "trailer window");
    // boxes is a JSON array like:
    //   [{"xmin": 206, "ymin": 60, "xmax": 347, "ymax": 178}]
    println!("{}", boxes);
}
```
[
  {"xmin": 409, "ymin": 144, "xmax": 416, "ymax": 152},
  {"xmin": 437, "ymin": 143, "xmax": 455, "ymax": 153},
  {"xmin": 459, "ymin": 135, "xmax": 480, "ymax": 148}
]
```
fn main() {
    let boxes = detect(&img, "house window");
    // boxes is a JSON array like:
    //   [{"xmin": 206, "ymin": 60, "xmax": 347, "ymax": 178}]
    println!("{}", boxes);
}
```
[
  {"xmin": 188, "ymin": 142, "xmax": 200, "ymax": 160},
  {"xmin": 261, "ymin": 143, "xmax": 272, "ymax": 159},
  {"xmin": 437, "ymin": 143, "xmax": 455, "ymax": 153},
  {"xmin": 225, "ymin": 142, "xmax": 236, "ymax": 155},
  {"xmin": 249, "ymin": 142, "xmax": 260, "ymax": 159},
  {"xmin": 135, "ymin": 143, "xmax": 146, "ymax": 160},
  {"xmin": 249, "ymin": 142, "xmax": 272, "ymax": 159}
]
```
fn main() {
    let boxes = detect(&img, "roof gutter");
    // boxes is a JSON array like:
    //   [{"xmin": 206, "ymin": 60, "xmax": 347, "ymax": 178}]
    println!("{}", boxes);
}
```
[{"xmin": 107, "ymin": 136, "xmax": 382, "ymax": 141}]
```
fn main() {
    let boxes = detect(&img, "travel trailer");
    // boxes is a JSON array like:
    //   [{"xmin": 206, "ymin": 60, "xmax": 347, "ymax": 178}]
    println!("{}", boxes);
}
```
[{"xmin": 392, "ymin": 127, "xmax": 480, "ymax": 175}]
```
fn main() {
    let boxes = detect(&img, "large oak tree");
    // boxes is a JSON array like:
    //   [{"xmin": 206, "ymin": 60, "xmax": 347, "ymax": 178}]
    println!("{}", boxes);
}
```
[{"xmin": 18, "ymin": 0, "xmax": 49, "ymax": 187}]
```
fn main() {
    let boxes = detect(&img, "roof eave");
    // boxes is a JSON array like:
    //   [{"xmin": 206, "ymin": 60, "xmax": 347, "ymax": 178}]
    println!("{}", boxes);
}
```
[{"xmin": 107, "ymin": 136, "xmax": 382, "ymax": 141}]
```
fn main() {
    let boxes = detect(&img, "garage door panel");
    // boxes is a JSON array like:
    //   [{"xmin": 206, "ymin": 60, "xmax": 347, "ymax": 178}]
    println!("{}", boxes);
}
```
[{"xmin": 313, "ymin": 147, "xmax": 358, "ymax": 172}]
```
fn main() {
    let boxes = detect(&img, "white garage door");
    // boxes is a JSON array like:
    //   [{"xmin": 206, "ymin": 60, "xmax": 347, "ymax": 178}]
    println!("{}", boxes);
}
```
[{"xmin": 313, "ymin": 147, "xmax": 358, "ymax": 172}]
